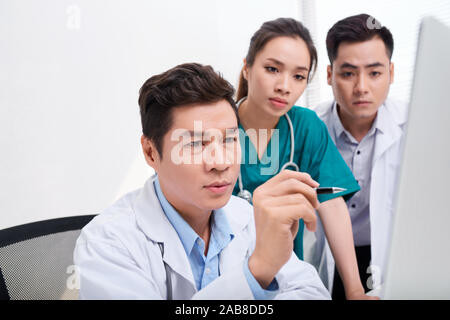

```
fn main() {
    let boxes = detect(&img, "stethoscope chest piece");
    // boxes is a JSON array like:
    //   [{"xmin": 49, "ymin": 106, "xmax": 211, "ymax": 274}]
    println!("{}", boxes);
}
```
[{"xmin": 237, "ymin": 189, "xmax": 252, "ymax": 203}]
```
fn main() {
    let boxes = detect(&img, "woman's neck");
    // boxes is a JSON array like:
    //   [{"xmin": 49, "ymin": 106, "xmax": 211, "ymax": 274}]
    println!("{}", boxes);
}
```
[
  {"xmin": 238, "ymin": 97, "xmax": 281, "ymax": 160},
  {"xmin": 238, "ymin": 97, "xmax": 279, "ymax": 131}
]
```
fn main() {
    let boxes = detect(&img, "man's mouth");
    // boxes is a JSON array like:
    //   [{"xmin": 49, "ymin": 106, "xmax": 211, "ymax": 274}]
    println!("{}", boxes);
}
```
[{"xmin": 204, "ymin": 181, "xmax": 231, "ymax": 194}]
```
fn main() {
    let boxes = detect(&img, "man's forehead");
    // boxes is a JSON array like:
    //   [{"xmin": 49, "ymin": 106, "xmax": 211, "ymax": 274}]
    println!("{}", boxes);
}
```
[
  {"xmin": 335, "ymin": 38, "xmax": 390, "ymax": 65},
  {"xmin": 170, "ymin": 102, "xmax": 238, "ymax": 132},
  {"xmin": 180, "ymin": 126, "xmax": 239, "ymax": 137}
]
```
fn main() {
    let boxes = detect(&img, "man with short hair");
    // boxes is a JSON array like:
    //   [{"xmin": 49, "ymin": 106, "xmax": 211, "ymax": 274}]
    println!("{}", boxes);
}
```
[
  {"xmin": 74, "ymin": 63, "xmax": 330, "ymax": 299},
  {"xmin": 313, "ymin": 14, "xmax": 408, "ymax": 299}
]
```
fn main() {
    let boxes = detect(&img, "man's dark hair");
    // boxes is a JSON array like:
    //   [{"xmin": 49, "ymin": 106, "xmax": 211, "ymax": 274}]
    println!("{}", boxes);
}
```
[
  {"xmin": 326, "ymin": 13, "xmax": 394, "ymax": 65},
  {"xmin": 138, "ymin": 63, "xmax": 238, "ymax": 158}
]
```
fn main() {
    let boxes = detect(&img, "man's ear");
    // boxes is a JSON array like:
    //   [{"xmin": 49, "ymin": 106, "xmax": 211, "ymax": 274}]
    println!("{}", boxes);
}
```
[
  {"xmin": 327, "ymin": 65, "xmax": 332, "ymax": 86},
  {"xmin": 141, "ymin": 135, "xmax": 159, "ymax": 171},
  {"xmin": 389, "ymin": 62, "xmax": 395, "ymax": 84}
]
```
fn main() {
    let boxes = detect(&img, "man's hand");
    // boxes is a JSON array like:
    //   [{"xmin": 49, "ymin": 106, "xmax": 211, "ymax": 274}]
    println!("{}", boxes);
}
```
[{"xmin": 248, "ymin": 170, "xmax": 320, "ymax": 288}]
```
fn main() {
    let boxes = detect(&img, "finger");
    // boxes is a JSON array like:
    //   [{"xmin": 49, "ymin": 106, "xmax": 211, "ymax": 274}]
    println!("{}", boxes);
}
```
[
  {"xmin": 259, "ymin": 170, "xmax": 319, "ymax": 190},
  {"xmin": 280, "ymin": 170, "xmax": 319, "ymax": 188},
  {"xmin": 262, "ymin": 193, "xmax": 315, "ymax": 210},
  {"xmin": 264, "ymin": 178, "xmax": 320, "ymax": 209},
  {"xmin": 272, "ymin": 203, "xmax": 317, "ymax": 232},
  {"xmin": 291, "ymin": 219, "xmax": 299, "ymax": 238}
]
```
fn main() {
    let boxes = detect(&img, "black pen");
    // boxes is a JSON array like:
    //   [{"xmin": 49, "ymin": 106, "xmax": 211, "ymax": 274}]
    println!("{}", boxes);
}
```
[{"xmin": 315, "ymin": 187, "xmax": 347, "ymax": 194}]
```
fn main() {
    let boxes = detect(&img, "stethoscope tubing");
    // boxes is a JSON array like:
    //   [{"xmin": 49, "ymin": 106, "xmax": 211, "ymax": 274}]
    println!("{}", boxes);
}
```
[{"xmin": 236, "ymin": 97, "xmax": 298, "ymax": 203}]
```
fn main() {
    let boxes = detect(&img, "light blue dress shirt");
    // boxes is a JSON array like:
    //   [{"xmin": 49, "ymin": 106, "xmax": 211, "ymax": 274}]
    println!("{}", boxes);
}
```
[{"xmin": 153, "ymin": 176, "xmax": 278, "ymax": 299}]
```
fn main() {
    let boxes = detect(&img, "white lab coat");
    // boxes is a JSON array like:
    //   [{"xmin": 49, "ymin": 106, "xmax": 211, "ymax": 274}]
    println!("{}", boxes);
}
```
[
  {"xmin": 306, "ymin": 99, "xmax": 408, "ymax": 292},
  {"xmin": 74, "ymin": 175, "xmax": 330, "ymax": 300}
]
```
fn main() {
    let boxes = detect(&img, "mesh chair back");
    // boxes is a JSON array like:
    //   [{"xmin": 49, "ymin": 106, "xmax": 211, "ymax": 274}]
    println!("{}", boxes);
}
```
[{"xmin": 0, "ymin": 215, "xmax": 96, "ymax": 300}]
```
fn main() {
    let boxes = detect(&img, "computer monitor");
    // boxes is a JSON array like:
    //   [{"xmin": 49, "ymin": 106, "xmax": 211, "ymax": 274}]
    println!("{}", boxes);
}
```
[{"xmin": 383, "ymin": 17, "xmax": 450, "ymax": 299}]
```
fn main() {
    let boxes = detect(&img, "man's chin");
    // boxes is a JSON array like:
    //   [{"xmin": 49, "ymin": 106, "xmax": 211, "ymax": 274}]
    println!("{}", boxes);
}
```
[
  {"xmin": 203, "ymin": 193, "xmax": 233, "ymax": 210},
  {"xmin": 348, "ymin": 107, "xmax": 378, "ymax": 119},
  {"xmin": 357, "ymin": 111, "xmax": 378, "ymax": 119}
]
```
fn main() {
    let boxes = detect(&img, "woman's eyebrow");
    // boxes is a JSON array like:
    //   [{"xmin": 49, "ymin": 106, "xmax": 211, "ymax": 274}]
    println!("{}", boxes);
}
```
[{"xmin": 266, "ymin": 58, "xmax": 308, "ymax": 71}]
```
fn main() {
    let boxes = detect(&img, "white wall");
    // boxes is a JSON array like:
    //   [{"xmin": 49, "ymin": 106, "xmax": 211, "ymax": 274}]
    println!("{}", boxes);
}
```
[{"xmin": 0, "ymin": 0, "xmax": 300, "ymax": 229}]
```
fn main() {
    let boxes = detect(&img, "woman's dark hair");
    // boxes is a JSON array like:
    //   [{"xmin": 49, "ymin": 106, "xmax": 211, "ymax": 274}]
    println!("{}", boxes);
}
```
[
  {"xmin": 326, "ymin": 13, "xmax": 394, "ymax": 65},
  {"xmin": 236, "ymin": 17, "xmax": 318, "ymax": 102},
  {"xmin": 138, "ymin": 63, "xmax": 237, "ymax": 158}
]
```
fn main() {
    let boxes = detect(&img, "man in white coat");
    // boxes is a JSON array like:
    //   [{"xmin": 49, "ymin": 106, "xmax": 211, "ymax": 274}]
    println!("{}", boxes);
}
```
[
  {"xmin": 74, "ymin": 63, "xmax": 330, "ymax": 300},
  {"xmin": 311, "ymin": 14, "xmax": 408, "ymax": 299}
]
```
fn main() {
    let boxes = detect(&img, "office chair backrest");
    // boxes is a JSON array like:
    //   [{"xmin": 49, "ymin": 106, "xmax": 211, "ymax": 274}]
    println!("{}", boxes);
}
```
[{"xmin": 0, "ymin": 215, "xmax": 96, "ymax": 300}]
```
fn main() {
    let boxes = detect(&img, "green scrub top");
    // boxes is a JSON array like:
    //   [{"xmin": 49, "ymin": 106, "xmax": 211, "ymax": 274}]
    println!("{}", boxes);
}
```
[{"xmin": 233, "ymin": 106, "xmax": 360, "ymax": 260}]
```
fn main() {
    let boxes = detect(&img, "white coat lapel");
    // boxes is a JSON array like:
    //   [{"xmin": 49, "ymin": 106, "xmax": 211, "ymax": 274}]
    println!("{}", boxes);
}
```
[
  {"xmin": 218, "ymin": 197, "xmax": 253, "ymax": 274},
  {"xmin": 219, "ymin": 230, "xmax": 251, "ymax": 274},
  {"xmin": 372, "ymin": 105, "xmax": 403, "ymax": 166},
  {"xmin": 370, "ymin": 101, "xmax": 407, "ymax": 283},
  {"xmin": 133, "ymin": 176, "xmax": 196, "ymax": 288}
]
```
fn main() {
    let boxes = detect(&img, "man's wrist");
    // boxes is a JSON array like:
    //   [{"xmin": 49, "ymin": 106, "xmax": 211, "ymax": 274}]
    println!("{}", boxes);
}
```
[{"xmin": 248, "ymin": 254, "xmax": 276, "ymax": 289}]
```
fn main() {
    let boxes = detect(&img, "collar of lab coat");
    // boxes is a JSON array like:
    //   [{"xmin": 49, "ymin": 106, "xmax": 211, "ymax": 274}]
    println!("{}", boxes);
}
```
[
  {"xmin": 372, "ymin": 99, "xmax": 407, "ymax": 164},
  {"xmin": 315, "ymin": 99, "xmax": 407, "ymax": 164},
  {"xmin": 132, "ymin": 174, "xmax": 252, "ymax": 287}
]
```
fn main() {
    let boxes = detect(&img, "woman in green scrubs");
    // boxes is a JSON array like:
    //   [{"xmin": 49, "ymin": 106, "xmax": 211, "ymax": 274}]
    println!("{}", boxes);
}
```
[{"xmin": 233, "ymin": 18, "xmax": 374, "ymax": 300}]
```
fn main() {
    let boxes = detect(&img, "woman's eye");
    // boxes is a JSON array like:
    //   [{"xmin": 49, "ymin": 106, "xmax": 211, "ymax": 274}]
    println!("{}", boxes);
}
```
[
  {"xmin": 265, "ymin": 66, "xmax": 278, "ymax": 73},
  {"xmin": 294, "ymin": 74, "xmax": 306, "ymax": 81}
]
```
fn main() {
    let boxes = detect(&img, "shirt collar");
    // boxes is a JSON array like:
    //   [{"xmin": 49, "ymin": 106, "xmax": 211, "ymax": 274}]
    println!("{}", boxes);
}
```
[
  {"xmin": 210, "ymin": 204, "xmax": 235, "ymax": 251},
  {"xmin": 153, "ymin": 175, "xmax": 234, "ymax": 257},
  {"xmin": 331, "ymin": 101, "xmax": 347, "ymax": 139},
  {"xmin": 331, "ymin": 101, "xmax": 385, "ymax": 142}
]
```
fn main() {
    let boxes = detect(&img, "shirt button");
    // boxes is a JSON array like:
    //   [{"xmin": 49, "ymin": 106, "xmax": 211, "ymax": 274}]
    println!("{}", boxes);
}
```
[
  {"xmin": 205, "ymin": 268, "xmax": 211, "ymax": 274},
  {"xmin": 196, "ymin": 239, "xmax": 202, "ymax": 246},
  {"xmin": 357, "ymin": 150, "xmax": 361, "ymax": 155},
  {"xmin": 351, "ymin": 204, "xmax": 356, "ymax": 208}
]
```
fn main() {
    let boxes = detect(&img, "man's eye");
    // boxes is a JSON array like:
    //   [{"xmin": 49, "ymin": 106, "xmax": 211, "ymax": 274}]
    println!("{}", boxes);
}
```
[
  {"xmin": 341, "ymin": 72, "xmax": 353, "ymax": 77},
  {"xmin": 188, "ymin": 141, "xmax": 203, "ymax": 148},
  {"xmin": 224, "ymin": 137, "xmax": 237, "ymax": 144},
  {"xmin": 371, "ymin": 71, "xmax": 381, "ymax": 77}
]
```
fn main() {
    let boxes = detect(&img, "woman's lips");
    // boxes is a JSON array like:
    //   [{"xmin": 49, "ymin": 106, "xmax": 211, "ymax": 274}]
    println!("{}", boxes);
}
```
[{"xmin": 269, "ymin": 98, "xmax": 288, "ymax": 109}]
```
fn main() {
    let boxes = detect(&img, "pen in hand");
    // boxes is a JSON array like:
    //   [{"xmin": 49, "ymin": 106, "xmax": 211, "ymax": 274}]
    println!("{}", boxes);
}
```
[{"xmin": 315, "ymin": 187, "xmax": 347, "ymax": 194}]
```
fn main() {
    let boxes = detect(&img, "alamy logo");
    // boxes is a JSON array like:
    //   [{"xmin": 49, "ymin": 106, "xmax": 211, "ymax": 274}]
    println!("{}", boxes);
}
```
[
  {"xmin": 66, "ymin": 265, "xmax": 80, "ymax": 290},
  {"xmin": 169, "ymin": 121, "xmax": 280, "ymax": 175},
  {"xmin": 66, "ymin": 5, "xmax": 81, "ymax": 30},
  {"xmin": 366, "ymin": 264, "xmax": 382, "ymax": 290},
  {"xmin": 366, "ymin": 16, "xmax": 383, "ymax": 30}
]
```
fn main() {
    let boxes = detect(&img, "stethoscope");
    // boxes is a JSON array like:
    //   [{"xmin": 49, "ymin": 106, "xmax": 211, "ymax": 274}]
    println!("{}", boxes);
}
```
[{"xmin": 236, "ymin": 97, "xmax": 299, "ymax": 203}]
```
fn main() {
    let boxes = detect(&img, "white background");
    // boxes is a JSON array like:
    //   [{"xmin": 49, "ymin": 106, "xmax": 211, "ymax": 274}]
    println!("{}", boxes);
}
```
[
  {"xmin": 1, "ymin": 0, "xmax": 449, "ymax": 229},
  {"xmin": 0, "ymin": 0, "xmax": 301, "ymax": 229}
]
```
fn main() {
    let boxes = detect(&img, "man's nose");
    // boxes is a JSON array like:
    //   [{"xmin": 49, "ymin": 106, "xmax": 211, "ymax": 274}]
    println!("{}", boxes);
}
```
[
  {"xmin": 354, "ymin": 74, "xmax": 369, "ymax": 95},
  {"xmin": 203, "ymin": 141, "xmax": 231, "ymax": 172}
]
